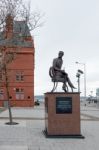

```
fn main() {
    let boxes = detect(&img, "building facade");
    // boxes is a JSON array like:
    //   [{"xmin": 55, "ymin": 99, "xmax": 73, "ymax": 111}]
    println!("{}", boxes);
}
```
[{"xmin": 0, "ymin": 14, "xmax": 34, "ymax": 107}]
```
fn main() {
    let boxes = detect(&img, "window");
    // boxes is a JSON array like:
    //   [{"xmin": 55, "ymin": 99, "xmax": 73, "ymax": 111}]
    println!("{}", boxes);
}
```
[
  {"xmin": 0, "ymin": 89, "xmax": 4, "ymax": 100},
  {"xmin": 15, "ymin": 88, "xmax": 24, "ymax": 100},
  {"xmin": 16, "ymin": 72, "xmax": 24, "ymax": 81}
]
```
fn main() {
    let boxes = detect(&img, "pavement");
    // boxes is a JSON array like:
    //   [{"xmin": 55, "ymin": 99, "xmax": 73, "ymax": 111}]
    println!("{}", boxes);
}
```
[{"xmin": 0, "ymin": 102, "xmax": 99, "ymax": 150}]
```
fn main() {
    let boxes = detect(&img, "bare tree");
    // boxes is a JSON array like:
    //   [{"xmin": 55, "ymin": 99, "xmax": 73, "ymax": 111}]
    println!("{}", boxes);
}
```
[
  {"xmin": 0, "ymin": 0, "xmax": 44, "ymax": 32},
  {"xmin": 0, "ymin": 0, "xmax": 44, "ymax": 124},
  {"xmin": 0, "ymin": 46, "xmax": 17, "ymax": 125}
]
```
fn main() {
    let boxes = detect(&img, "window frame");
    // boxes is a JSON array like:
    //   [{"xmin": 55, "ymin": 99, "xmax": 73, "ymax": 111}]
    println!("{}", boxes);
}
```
[
  {"xmin": 16, "ymin": 72, "xmax": 24, "ymax": 81},
  {"xmin": 15, "ymin": 88, "xmax": 24, "ymax": 100},
  {"xmin": 0, "ymin": 89, "xmax": 4, "ymax": 100}
]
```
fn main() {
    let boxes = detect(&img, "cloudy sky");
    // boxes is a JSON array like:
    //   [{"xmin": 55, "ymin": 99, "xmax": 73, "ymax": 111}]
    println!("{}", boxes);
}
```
[{"xmin": 25, "ymin": 0, "xmax": 99, "ymax": 96}]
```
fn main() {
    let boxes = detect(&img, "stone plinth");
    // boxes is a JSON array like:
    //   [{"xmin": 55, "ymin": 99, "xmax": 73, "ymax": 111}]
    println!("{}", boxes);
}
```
[{"xmin": 44, "ymin": 92, "xmax": 83, "ymax": 137}]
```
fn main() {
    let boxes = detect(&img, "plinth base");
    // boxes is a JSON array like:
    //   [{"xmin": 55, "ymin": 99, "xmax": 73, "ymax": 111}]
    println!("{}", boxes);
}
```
[
  {"xmin": 43, "ymin": 130, "xmax": 85, "ymax": 139},
  {"xmin": 45, "ymin": 92, "xmax": 82, "ymax": 135}
]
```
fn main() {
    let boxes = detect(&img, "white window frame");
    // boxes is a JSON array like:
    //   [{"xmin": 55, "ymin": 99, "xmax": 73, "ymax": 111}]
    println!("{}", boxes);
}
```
[
  {"xmin": 16, "ymin": 72, "xmax": 24, "ymax": 81},
  {"xmin": 15, "ymin": 88, "xmax": 24, "ymax": 100}
]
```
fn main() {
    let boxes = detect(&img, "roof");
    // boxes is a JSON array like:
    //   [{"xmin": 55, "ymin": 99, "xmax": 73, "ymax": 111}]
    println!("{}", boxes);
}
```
[
  {"xmin": 0, "ymin": 20, "xmax": 33, "ymax": 47},
  {"xmin": 13, "ymin": 21, "xmax": 31, "ymax": 37}
]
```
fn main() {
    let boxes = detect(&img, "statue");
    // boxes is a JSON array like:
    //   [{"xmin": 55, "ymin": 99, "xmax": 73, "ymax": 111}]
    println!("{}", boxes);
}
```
[{"xmin": 49, "ymin": 51, "xmax": 76, "ymax": 92}]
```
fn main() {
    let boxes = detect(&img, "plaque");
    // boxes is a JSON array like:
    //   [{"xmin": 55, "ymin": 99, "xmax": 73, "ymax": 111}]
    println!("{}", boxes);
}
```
[{"xmin": 56, "ymin": 97, "xmax": 72, "ymax": 114}]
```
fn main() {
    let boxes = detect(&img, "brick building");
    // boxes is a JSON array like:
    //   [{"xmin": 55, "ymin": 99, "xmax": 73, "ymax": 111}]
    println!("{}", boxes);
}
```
[{"xmin": 0, "ymin": 14, "xmax": 34, "ymax": 107}]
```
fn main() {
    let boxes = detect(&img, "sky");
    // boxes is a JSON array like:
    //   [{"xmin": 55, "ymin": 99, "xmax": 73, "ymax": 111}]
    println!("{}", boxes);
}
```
[{"xmin": 24, "ymin": 0, "xmax": 99, "ymax": 96}]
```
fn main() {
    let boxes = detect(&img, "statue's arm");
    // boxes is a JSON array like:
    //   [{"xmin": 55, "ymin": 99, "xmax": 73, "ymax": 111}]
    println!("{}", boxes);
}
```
[
  {"xmin": 53, "ymin": 59, "xmax": 66, "ymax": 74},
  {"xmin": 53, "ymin": 59, "xmax": 62, "ymax": 72}
]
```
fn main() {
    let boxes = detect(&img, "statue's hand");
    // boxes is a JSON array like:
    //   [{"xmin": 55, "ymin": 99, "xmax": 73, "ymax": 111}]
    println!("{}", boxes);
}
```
[
  {"xmin": 61, "ymin": 70, "xmax": 68, "ymax": 76},
  {"xmin": 61, "ymin": 70, "xmax": 65, "ymax": 73}
]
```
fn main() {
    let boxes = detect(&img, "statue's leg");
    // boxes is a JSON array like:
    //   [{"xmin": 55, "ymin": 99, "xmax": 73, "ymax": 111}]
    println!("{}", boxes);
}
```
[
  {"xmin": 61, "ymin": 74, "xmax": 69, "ymax": 92},
  {"xmin": 54, "ymin": 82, "xmax": 58, "ymax": 91},
  {"xmin": 51, "ymin": 82, "xmax": 58, "ymax": 92},
  {"xmin": 67, "ymin": 78, "xmax": 76, "ymax": 92},
  {"xmin": 51, "ymin": 82, "xmax": 55, "ymax": 92},
  {"xmin": 62, "ymin": 82, "xmax": 67, "ymax": 92},
  {"xmin": 67, "ymin": 77, "xmax": 75, "ymax": 88},
  {"xmin": 66, "ymin": 83, "xmax": 68, "ymax": 92}
]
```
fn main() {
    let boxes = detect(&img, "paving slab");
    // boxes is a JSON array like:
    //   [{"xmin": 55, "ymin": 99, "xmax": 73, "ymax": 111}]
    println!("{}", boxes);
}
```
[
  {"xmin": 0, "ymin": 106, "xmax": 45, "ymax": 119},
  {"xmin": 0, "ymin": 146, "xmax": 28, "ymax": 150}
]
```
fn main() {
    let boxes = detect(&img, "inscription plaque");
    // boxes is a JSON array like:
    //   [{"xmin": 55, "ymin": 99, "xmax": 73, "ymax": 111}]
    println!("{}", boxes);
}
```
[{"xmin": 56, "ymin": 97, "xmax": 72, "ymax": 114}]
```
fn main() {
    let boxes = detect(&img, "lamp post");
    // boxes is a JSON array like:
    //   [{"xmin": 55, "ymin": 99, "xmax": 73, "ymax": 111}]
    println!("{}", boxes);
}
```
[{"xmin": 75, "ymin": 62, "xmax": 86, "ymax": 100}]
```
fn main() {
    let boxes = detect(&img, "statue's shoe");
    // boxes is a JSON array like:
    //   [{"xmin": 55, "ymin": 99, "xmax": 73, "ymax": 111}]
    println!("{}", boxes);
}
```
[{"xmin": 62, "ymin": 86, "xmax": 67, "ymax": 92}]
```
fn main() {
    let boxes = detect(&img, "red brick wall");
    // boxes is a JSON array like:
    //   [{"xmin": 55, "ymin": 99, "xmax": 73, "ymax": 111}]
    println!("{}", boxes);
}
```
[
  {"xmin": 0, "ymin": 47, "xmax": 34, "ymax": 107},
  {"xmin": 0, "ymin": 16, "xmax": 35, "ymax": 107}
]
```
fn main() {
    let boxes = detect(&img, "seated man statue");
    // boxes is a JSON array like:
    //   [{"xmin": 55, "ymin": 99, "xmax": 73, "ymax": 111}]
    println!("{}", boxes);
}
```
[{"xmin": 49, "ymin": 51, "xmax": 75, "ymax": 92}]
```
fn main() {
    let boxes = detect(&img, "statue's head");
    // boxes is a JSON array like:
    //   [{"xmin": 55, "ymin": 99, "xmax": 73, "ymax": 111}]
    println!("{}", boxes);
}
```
[{"xmin": 58, "ymin": 51, "xmax": 64, "ymax": 58}]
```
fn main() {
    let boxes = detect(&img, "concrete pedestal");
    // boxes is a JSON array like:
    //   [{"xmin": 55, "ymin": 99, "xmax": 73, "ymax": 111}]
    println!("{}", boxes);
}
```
[{"xmin": 44, "ymin": 92, "xmax": 84, "ymax": 138}]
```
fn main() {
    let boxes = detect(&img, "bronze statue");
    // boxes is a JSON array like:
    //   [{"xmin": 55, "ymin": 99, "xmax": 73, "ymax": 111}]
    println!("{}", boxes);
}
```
[{"xmin": 49, "ymin": 51, "xmax": 75, "ymax": 92}]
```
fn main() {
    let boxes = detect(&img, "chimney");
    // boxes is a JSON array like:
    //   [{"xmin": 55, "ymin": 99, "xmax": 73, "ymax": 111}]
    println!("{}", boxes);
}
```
[{"xmin": 5, "ymin": 14, "xmax": 13, "ymax": 39}]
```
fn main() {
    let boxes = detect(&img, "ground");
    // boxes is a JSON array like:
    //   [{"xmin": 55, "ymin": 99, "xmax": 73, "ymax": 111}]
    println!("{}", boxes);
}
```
[{"xmin": 0, "ymin": 102, "xmax": 99, "ymax": 150}]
